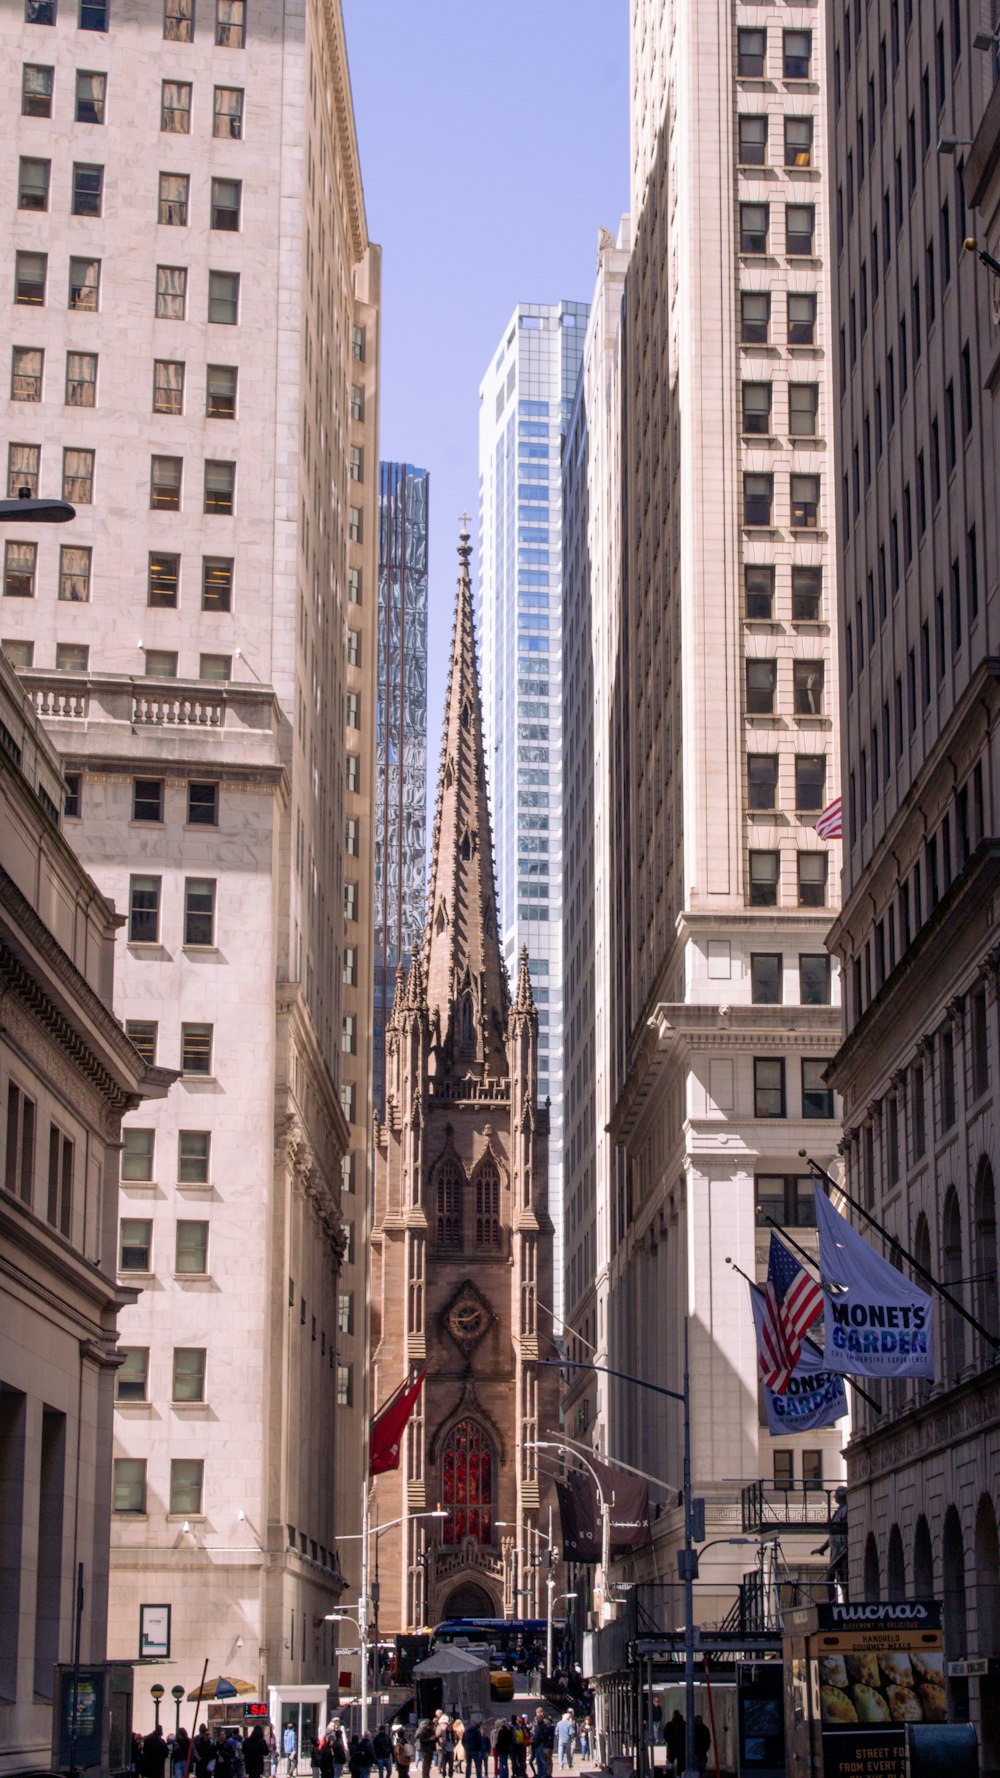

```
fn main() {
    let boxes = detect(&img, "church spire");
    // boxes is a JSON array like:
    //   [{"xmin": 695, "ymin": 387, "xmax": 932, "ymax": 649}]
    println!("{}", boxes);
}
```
[{"xmin": 422, "ymin": 526, "xmax": 509, "ymax": 1077}]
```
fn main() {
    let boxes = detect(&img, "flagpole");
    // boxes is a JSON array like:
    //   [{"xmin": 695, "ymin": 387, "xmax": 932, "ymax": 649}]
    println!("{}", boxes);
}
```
[
  {"xmin": 726, "ymin": 1257, "xmax": 881, "ymax": 1412},
  {"xmin": 804, "ymin": 1153, "xmax": 1000, "ymax": 1353},
  {"xmin": 359, "ymin": 1479, "xmax": 370, "ymax": 1738}
]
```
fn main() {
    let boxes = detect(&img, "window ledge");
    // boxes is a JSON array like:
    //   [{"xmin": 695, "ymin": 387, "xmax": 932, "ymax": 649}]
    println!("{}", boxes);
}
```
[
  {"xmin": 788, "ymin": 435, "xmax": 826, "ymax": 447},
  {"xmin": 785, "ymin": 166, "xmax": 821, "ymax": 180},
  {"xmin": 743, "ymin": 525, "xmax": 781, "ymax": 538},
  {"xmin": 115, "ymin": 1398, "xmax": 153, "ymax": 1411},
  {"xmin": 742, "ymin": 433, "xmax": 779, "ymax": 445},
  {"xmin": 790, "ymin": 525, "xmax": 827, "ymax": 538},
  {"xmin": 181, "ymin": 944, "xmax": 219, "ymax": 955},
  {"xmin": 740, "ymin": 342, "xmax": 780, "ymax": 354},
  {"xmin": 171, "ymin": 1399, "xmax": 208, "ymax": 1411},
  {"xmin": 166, "ymin": 1513, "xmax": 205, "ymax": 1523},
  {"xmin": 175, "ymin": 1180, "xmax": 212, "ymax": 1193},
  {"xmin": 113, "ymin": 1510, "xmax": 149, "ymax": 1520},
  {"xmin": 174, "ymin": 1270, "xmax": 211, "ymax": 1284},
  {"xmin": 180, "ymin": 1073, "xmax": 218, "ymax": 1085},
  {"xmin": 117, "ymin": 1267, "xmax": 153, "ymax": 1280},
  {"xmin": 786, "ymin": 255, "xmax": 822, "ymax": 267},
  {"xmin": 127, "ymin": 942, "xmax": 168, "ymax": 956},
  {"xmin": 787, "ymin": 344, "xmax": 822, "ymax": 355}
]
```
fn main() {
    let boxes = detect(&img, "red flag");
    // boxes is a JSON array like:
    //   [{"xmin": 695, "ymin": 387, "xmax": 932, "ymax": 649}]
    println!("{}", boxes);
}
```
[{"xmin": 369, "ymin": 1370, "xmax": 426, "ymax": 1475}]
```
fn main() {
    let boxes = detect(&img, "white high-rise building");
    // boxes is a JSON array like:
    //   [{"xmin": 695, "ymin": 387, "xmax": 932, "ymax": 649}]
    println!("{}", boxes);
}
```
[
  {"xmin": 572, "ymin": 0, "xmax": 847, "ymax": 1633},
  {"xmin": 477, "ymin": 300, "xmax": 588, "ymax": 1323},
  {"xmin": 1, "ymin": 0, "xmax": 379, "ymax": 1728}
]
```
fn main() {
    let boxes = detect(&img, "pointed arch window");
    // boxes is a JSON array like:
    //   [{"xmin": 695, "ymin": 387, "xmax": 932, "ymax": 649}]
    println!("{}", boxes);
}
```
[
  {"xmin": 458, "ymin": 991, "xmax": 476, "ymax": 1056},
  {"xmin": 435, "ymin": 1155, "xmax": 465, "ymax": 1249},
  {"xmin": 474, "ymin": 1158, "xmax": 501, "ymax": 1249},
  {"xmin": 441, "ymin": 1418, "xmax": 493, "ymax": 1545}
]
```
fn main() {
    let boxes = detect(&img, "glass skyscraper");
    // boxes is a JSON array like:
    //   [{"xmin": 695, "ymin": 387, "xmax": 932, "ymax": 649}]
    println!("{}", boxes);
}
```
[
  {"xmin": 477, "ymin": 302, "xmax": 588, "ymax": 1320},
  {"xmin": 375, "ymin": 462, "xmax": 429, "ymax": 1114}
]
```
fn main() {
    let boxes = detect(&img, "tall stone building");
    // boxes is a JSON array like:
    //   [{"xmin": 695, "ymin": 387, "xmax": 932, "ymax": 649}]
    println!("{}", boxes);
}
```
[
  {"xmin": 826, "ymin": 0, "xmax": 1000, "ymax": 1759},
  {"xmin": 371, "ymin": 533, "xmax": 559, "ymax": 1633},
  {"xmin": 1, "ymin": 0, "xmax": 379, "ymax": 1722}
]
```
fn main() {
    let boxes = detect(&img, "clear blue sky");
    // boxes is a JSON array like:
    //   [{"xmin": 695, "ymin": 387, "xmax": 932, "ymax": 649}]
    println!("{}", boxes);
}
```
[{"xmin": 342, "ymin": 0, "xmax": 629, "ymax": 776}]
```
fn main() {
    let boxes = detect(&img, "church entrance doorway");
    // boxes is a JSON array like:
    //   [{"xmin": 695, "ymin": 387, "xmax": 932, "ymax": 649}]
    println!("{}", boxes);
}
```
[{"xmin": 442, "ymin": 1581, "xmax": 497, "ymax": 1618}]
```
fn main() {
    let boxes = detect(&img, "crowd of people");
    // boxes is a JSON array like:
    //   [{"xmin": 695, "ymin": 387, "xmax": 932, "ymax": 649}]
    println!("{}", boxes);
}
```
[
  {"xmin": 408, "ymin": 1708, "xmax": 591, "ymax": 1778},
  {"xmin": 131, "ymin": 1720, "xmax": 275, "ymax": 1778}
]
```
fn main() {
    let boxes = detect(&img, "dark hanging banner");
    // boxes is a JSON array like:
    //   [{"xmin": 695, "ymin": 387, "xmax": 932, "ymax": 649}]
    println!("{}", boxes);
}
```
[{"xmin": 556, "ymin": 1459, "xmax": 650, "ymax": 1563}]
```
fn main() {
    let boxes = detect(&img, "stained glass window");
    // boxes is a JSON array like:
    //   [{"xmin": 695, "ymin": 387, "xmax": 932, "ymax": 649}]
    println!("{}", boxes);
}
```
[
  {"xmin": 442, "ymin": 1420, "xmax": 493, "ymax": 1546},
  {"xmin": 435, "ymin": 1155, "xmax": 464, "ymax": 1248},
  {"xmin": 474, "ymin": 1160, "xmax": 500, "ymax": 1249}
]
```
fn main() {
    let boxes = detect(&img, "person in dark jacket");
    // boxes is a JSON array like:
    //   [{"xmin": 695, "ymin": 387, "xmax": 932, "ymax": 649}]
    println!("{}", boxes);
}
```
[
  {"xmin": 245, "ymin": 1727, "xmax": 268, "ymax": 1778},
  {"xmin": 692, "ymin": 1717, "xmax": 711, "ymax": 1776},
  {"xmin": 145, "ymin": 1727, "xmax": 170, "ymax": 1778},
  {"xmin": 372, "ymin": 1728, "xmax": 393, "ymax": 1778},
  {"xmin": 664, "ymin": 1713, "xmax": 685, "ymax": 1777}
]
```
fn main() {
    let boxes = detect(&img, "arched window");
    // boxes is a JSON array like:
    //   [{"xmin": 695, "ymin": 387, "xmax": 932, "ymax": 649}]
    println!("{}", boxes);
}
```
[
  {"xmin": 474, "ymin": 1159, "xmax": 501, "ymax": 1249},
  {"xmin": 435, "ymin": 1156, "xmax": 465, "ymax": 1249},
  {"xmin": 974, "ymin": 1159, "xmax": 998, "ymax": 1358},
  {"xmin": 887, "ymin": 1525, "xmax": 906, "ymax": 1600},
  {"xmin": 913, "ymin": 1514, "xmax": 934, "ymax": 1597},
  {"xmin": 942, "ymin": 1187, "xmax": 966, "ymax": 1381},
  {"xmin": 458, "ymin": 992, "xmax": 476, "ymax": 1055},
  {"xmin": 863, "ymin": 1533, "xmax": 881, "ymax": 1601},
  {"xmin": 913, "ymin": 1214, "xmax": 932, "ymax": 1406},
  {"xmin": 975, "ymin": 1495, "xmax": 1000, "ymax": 1777},
  {"xmin": 943, "ymin": 1505, "xmax": 969, "ymax": 1721},
  {"xmin": 441, "ymin": 1419, "xmax": 493, "ymax": 1546}
]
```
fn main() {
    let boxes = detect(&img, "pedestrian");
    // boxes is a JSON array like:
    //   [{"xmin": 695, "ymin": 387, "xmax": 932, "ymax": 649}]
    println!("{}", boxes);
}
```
[
  {"xmin": 330, "ymin": 1722, "xmax": 348, "ymax": 1778},
  {"xmin": 438, "ymin": 1720, "xmax": 455, "ymax": 1778},
  {"xmin": 172, "ymin": 1729, "xmax": 192, "ymax": 1778},
  {"xmin": 283, "ymin": 1725, "xmax": 298, "ymax": 1778},
  {"xmin": 577, "ymin": 1722, "xmax": 591, "ymax": 1765},
  {"xmin": 417, "ymin": 1721, "xmax": 437, "ymax": 1778},
  {"xmin": 348, "ymin": 1740, "xmax": 365, "ymax": 1778},
  {"xmin": 373, "ymin": 1727, "xmax": 393, "ymax": 1778},
  {"xmin": 463, "ymin": 1723, "xmax": 484, "ymax": 1778},
  {"xmin": 510, "ymin": 1720, "xmax": 526, "ymax": 1778},
  {"xmin": 664, "ymin": 1713, "xmax": 685, "ymax": 1778},
  {"xmin": 493, "ymin": 1719, "xmax": 512, "ymax": 1778},
  {"xmin": 266, "ymin": 1731, "xmax": 279, "ymax": 1778},
  {"xmin": 393, "ymin": 1729, "xmax": 414, "ymax": 1778},
  {"xmin": 692, "ymin": 1718, "xmax": 711, "ymax": 1778},
  {"xmin": 554, "ymin": 1716, "xmax": 573, "ymax": 1774},
  {"xmin": 530, "ymin": 1714, "xmax": 553, "ymax": 1778}
]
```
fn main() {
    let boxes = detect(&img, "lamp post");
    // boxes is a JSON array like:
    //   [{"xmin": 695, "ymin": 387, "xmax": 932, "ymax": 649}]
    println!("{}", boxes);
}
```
[
  {"xmin": 150, "ymin": 1685, "xmax": 165, "ymax": 1729},
  {"xmin": 0, "ymin": 491, "xmax": 75, "ymax": 523},
  {"xmin": 547, "ymin": 1593, "xmax": 577, "ymax": 1683},
  {"xmin": 329, "ymin": 1510, "xmax": 446, "ymax": 1732},
  {"xmin": 172, "ymin": 1686, "xmax": 185, "ymax": 1736}
]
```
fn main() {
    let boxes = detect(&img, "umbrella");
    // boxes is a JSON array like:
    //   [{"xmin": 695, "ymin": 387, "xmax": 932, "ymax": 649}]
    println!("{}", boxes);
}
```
[{"xmin": 187, "ymin": 1677, "xmax": 256, "ymax": 1702}]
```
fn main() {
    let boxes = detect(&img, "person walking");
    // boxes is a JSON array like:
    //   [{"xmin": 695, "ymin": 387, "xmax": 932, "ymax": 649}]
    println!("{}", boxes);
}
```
[
  {"xmin": 416, "ymin": 1723, "xmax": 437, "ymax": 1778},
  {"xmin": 554, "ymin": 1716, "xmax": 574, "ymax": 1774},
  {"xmin": 373, "ymin": 1727, "xmax": 393, "ymax": 1778},
  {"xmin": 529, "ymin": 1714, "xmax": 553, "ymax": 1778},
  {"xmin": 393, "ymin": 1729, "xmax": 414, "ymax": 1778},
  {"xmin": 245, "ymin": 1728, "xmax": 268, "ymax": 1778},
  {"xmin": 493, "ymin": 1719, "xmax": 512, "ymax": 1778},
  {"xmin": 437, "ymin": 1720, "xmax": 455, "ymax": 1778},
  {"xmin": 463, "ymin": 1723, "xmax": 484, "ymax": 1778},
  {"xmin": 692, "ymin": 1718, "xmax": 711, "ymax": 1778},
  {"xmin": 283, "ymin": 1725, "xmax": 298, "ymax": 1778},
  {"xmin": 664, "ymin": 1714, "xmax": 685, "ymax": 1778},
  {"xmin": 329, "ymin": 1723, "xmax": 348, "ymax": 1778},
  {"xmin": 172, "ymin": 1729, "xmax": 192, "ymax": 1778}
]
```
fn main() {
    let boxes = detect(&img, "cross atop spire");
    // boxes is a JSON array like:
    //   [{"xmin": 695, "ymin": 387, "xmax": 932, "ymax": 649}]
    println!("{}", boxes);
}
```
[{"xmin": 421, "ymin": 526, "xmax": 509, "ymax": 1077}]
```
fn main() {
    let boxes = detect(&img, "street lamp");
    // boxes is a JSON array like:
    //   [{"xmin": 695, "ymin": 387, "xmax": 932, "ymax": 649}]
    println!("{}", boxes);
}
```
[
  {"xmin": 171, "ymin": 1686, "xmax": 185, "ymax": 1736},
  {"xmin": 547, "ymin": 1593, "xmax": 576, "ymax": 1683},
  {"xmin": 329, "ymin": 1510, "xmax": 446, "ymax": 1736},
  {"xmin": 0, "ymin": 491, "xmax": 75, "ymax": 523},
  {"xmin": 150, "ymin": 1684, "xmax": 165, "ymax": 1729}
]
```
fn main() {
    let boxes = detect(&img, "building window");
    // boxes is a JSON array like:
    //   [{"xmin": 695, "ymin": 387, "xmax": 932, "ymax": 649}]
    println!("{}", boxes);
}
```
[
  {"xmin": 336, "ymin": 1363, "xmax": 353, "ymax": 1407},
  {"xmin": 208, "ymin": 270, "xmax": 239, "ymax": 324},
  {"xmin": 748, "ymin": 754, "xmax": 778, "ymax": 810},
  {"xmin": 215, "ymin": 0, "xmax": 244, "ymax": 44},
  {"xmin": 343, "ymin": 881, "xmax": 357, "ymax": 921},
  {"xmin": 204, "ymin": 461, "xmax": 235, "ymax": 513},
  {"xmin": 785, "ymin": 116, "xmax": 813, "ymax": 167},
  {"xmin": 58, "ymin": 545, "xmax": 91, "ymax": 603},
  {"xmin": 346, "ymin": 754, "xmax": 359, "ymax": 793},
  {"xmin": 799, "ymin": 955, "xmax": 831, "ymax": 1004},
  {"xmin": 181, "ymin": 1024, "xmax": 213, "ymax": 1076},
  {"xmin": 441, "ymin": 1419, "xmax": 493, "ymax": 1545},
  {"xmin": 739, "ymin": 116, "xmax": 768, "ymax": 166},
  {"xmin": 940, "ymin": 1026, "xmax": 956, "ymax": 1130},
  {"xmin": 792, "ymin": 565, "xmax": 822, "ymax": 621},
  {"xmin": 346, "ymin": 690, "xmax": 360, "ymax": 728},
  {"xmin": 169, "ymin": 1458, "xmax": 203, "ymax": 1515},
  {"xmin": 740, "ymin": 290, "xmax": 770, "ymax": 343},
  {"xmin": 18, "ymin": 156, "xmax": 50, "ymax": 211},
  {"xmin": 177, "ymin": 1130, "xmax": 210, "ymax": 1184},
  {"xmin": 346, "ymin": 628, "xmax": 360, "ymax": 668},
  {"xmin": 132, "ymin": 778, "xmax": 164, "ymax": 822},
  {"xmin": 125, "ymin": 1020, "xmax": 157, "ymax": 1063},
  {"xmin": 71, "ymin": 162, "xmax": 103, "ymax": 216},
  {"xmin": 340, "ymin": 1081, "xmax": 355, "ymax": 1123},
  {"xmin": 349, "ymin": 444, "xmax": 363, "ymax": 481},
  {"xmin": 62, "ymin": 448, "xmax": 94, "ymax": 506},
  {"xmin": 78, "ymin": 0, "xmax": 108, "ymax": 27},
  {"xmin": 158, "ymin": 171, "xmax": 188, "ymax": 224},
  {"xmin": 119, "ymin": 1218, "xmax": 151, "ymax": 1271},
  {"xmin": 789, "ymin": 384, "xmax": 819, "ymax": 437},
  {"xmin": 795, "ymin": 753, "xmax": 826, "ymax": 810},
  {"xmin": 793, "ymin": 659, "xmax": 824, "ymax": 714},
  {"xmin": 802, "ymin": 1058, "xmax": 834, "ymax": 1118},
  {"xmin": 345, "ymin": 815, "xmax": 359, "ymax": 855},
  {"xmin": 791, "ymin": 473, "xmax": 820, "ymax": 526},
  {"xmin": 347, "ymin": 565, "xmax": 361, "ymax": 604},
  {"xmin": 4, "ymin": 542, "xmax": 37, "ymax": 599},
  {"xmin": 337, "ymin": 1292, "xmax": 353, "ymax": 1335},
  {"xmin": 150, "ymin": 454, "xmax": 182, "ymax": 509},
  {"xmin": 68, "ymin": 256, "xmax": 100, "ymax": 311},
  {"xmin": 22, "ymin": 64, "xmax": 54, "ymax": 116},
  {"xmin": 751, "ymin": 954, "xmax": 782, "ymax": 1005},
  {"xmin": 128, "ymin": 875, "xmax": 160, "ymax": 942},
  {"xmin": 184, "ymin": 878, "xmax": 215, "ymax": 946},
  {"xmin": 749, "ymin": 850, "xmax": 779, "ymax": 906},
  {"xmin": 163, "ymin": 0, "xmax": 192, "ymax": 40},
  {"xmin": 116, "ymin": 1349, "xmax": 148, "ymax": 1402},
  {"xmin": 206, "ymin": 364, "xmax": 237, "ymax": 417},
  {"xmin": 343, "ymin": 946, "xmax": 357, "ymax": 985},
  {"xmin": 349, "ymin": 383, "xmax": 364, "ymax": 421},
  {"xmin": 213, "ymin": 85, "xmax": 243, "ymax": 137},
  {"xmin": 148, "ymin": 552, "xmax": 179, "ymax": 607},
  {"xmin": 161, "ymin": 79, "xmax": 191, "ymax": 131},
  {"xmin": 435, "ymin": 1155, "xmax": 465, "ymax": 1248},
  {"xmin": 113, "ymin": 1458, "xmax": 146, "ymax": 1514},
  {"xmin": 45, "ymin": 1124, "xmax": 73, "ymax": 1233},
  {"xmin": 64, "ymin": 352, "xmax": 96, "ymax": 410},
  {"xmin": 55, "ymin": 643, "xmax": 88, "ymax": 672},
  {"xmin": 788, "ymin": 292, "xmax": 817, "ymax": 345},
  {"xmin": 155, "ymin": 265, "xmax": 187, "ymax": 320},
  {"xmin": 144, "ymin": 649, "xmax": 177, "ymax": 678},
  {"xmin": 797, "ymin": 852, "xmax": 828, "ymax": 906},
  {"xmin": 153, "ymin": 359, "xmax": 184, "ymax": 415},
  {"xmin": 202, "ymin": 556, "xmax": 233, "ymax": 612},
  {"xmin": 176, "ymin": 1219, "xmax": 209, "ymax": 1271},
  {"xmin": 474, "ymin": 1159, "xmax": 501, "ymax": 1248},
  {"xmin": 348, "ymin": 506, "xmax": 362, "ymax": 542},
  {"xmin": 4, "ymin": 1081, "xmax": 36, "ymax": 1201},
  {"xmin": 756, "ymin": 1175, "xmax": 815, "ymax": 1229},
  {"xmin": 342, "ymin": 1015, "xmax": 356, "ymax": 1055},
  {"xmin": 754, "ymin": 1057, "xmax": 786, "ymax": 1118},
  {"xmin": 971, "ymin": 987, "xmax": 989, "ymax": 1099},
  {"xmin": 740, "ymin": 203, "xmax": 769, "ymax": 253},
  {"xmin": 783, "ymin": 29, "xmax": 812, "ymax": 79},
  {"xmin": 121, "ymin": 1128, "xmax": 154, "ymax": 1182},
  {"xmin": 742, "ymin": 382, "xmax": 772, "ymax": 435},
  {"xmin": 744, "ymin": 474, "xmax": 774, "ymax": 527},
  {"xmin": 187, "ymin": 781, "xmax": 218, "ymax": 825},
  {"xmin": 737, "ymin": 28, "xmax": 766, "ymax": 77},
  {"xmin": 786, "ymin": 205, "xmax": 815, "ymax": 256},
  {"xmin": 8, "ymin": 444, "xmax": 39, "ymax": 500},
  {"xmin": 199, "ymin": 653, "xmax": 230, "ymax": 681},
  {"xmin": 15, "ymin": 251, "xmax": 47, "ymax": 306},
  {"xmin": 210, "ymin": 177, "xmax": 241, "ymax": 231},
  {"xmin": 802, "ymin": 1450, "xmax": 823, "ymax": 1489},
  {"xmin": 10, "ymin": 348, "xmax": 42, "ymax": 403},
  {"xmin": 746, "ymin": 658, "xmax": 776, "ymax": 714},
  {"xmin": 745, "ymin": 564, "xmax": 774, "ymax": 619},
  {"xmin": 351, "ymin": 324, "xmax": 365, "ymax": 361},
  {"xmin": 63, "ymin": 772, "xmax": 81, "ymax": 818},
  {"xmin": 172, "ymin": 1348, "xmax": 206, "ymax": 1402}
]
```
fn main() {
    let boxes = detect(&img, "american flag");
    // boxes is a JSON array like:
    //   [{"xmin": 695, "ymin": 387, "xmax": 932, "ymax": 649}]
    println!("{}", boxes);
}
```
[
  {"xmin": 816, "ymin": 796, "xmax": 842, "ymax": 839},
  {"xmin": 757, "ymin": 1232, "xmax": 825, "ymax": 1394}
]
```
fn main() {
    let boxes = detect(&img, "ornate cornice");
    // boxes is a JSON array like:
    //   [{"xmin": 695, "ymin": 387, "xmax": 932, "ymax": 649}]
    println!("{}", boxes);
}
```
[{"xmin": 276, "ymin": 1114, "xmax": 347, "ymax": 1265}]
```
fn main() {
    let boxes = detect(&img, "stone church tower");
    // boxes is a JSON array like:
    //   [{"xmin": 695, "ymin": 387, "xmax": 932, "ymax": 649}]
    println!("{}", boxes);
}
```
[{"xmin": 370, "ymin": 530, "xmax": 560, "ymax": 1632}]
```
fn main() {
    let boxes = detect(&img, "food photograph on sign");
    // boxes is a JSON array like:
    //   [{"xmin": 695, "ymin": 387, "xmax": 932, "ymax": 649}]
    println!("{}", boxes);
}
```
[{"xmin": 817, "ymin": 1643, "xmax": 947, "ymax": 1726}]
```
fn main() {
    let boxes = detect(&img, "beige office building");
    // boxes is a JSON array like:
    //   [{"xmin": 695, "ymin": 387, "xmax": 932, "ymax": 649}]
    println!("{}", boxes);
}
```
[
  {"xmin": 826, "ymin": 1, "xmax": 999, "ymax": 1763},
  {"xmin": 1, "ymin": 0, "xmax": 379, "ymax": 1727},
  {"xmin": 583, "ymin": 0, "xmax": 847, "ymax": 1625}
]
